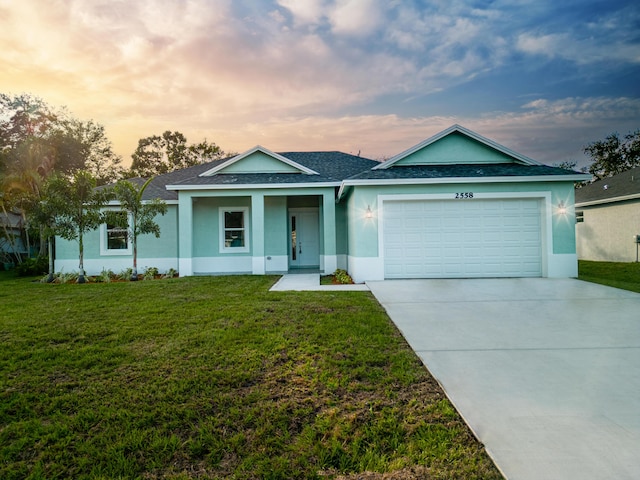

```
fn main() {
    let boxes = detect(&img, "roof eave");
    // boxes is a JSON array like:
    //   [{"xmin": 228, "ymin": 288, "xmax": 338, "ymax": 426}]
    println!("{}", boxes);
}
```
[
  {"xmin": 166, "ymin": 182, "xmax": 341, "ymax": 191},
  {"xmin": 337, "ymin": 173, "xmax": 589, "ymax": 201},
  {"xmin": 342, "ymin": 174, "xmax": 590, "ymax": 187},
  {"xmin": 576, "ymin": 192, "xmax": 640, "ymax": 208}
]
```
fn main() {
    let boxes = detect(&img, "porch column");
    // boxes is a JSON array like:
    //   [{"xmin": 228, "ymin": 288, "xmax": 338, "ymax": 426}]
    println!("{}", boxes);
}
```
[
  {"xmin": 178, "ymin": 192, "xmax": 193, "ymax": 276},
  {"xmin": 251, "ymin": 193, "xmax": 265, "ymax": 274},
  {"xmin": 322, "ymin": 191, "xmax": 337, "ymax": 273}
]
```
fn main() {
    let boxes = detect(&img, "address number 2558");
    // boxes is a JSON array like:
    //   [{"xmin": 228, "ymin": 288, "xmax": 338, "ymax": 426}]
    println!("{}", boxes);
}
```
[{"xmin": 455, "ymin": 192, "xmax": 474, "ymax": 199}]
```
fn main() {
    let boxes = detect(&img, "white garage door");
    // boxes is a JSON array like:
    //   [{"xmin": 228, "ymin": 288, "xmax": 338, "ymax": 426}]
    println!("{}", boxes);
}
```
[{"xmin": 383, "ymin": 199, "xmax": 542, "ymax": 278}]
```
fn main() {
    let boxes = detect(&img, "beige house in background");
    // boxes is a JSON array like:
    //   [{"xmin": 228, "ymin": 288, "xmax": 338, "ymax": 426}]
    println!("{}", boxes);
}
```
[{"xmin": 575, "ymin": 166, "xmax": 640, "ymax": 262}]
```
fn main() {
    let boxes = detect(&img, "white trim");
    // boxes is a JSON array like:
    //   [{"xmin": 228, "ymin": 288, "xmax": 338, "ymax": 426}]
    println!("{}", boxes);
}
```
[
  {"xmin": 252, "ymin": 256, "xmax": 265, "ymax": 274},
  {"xmin": 199, "ymin": 145, "xmax": 319, "ymax": 176},
  {"xmin": 376, "ymin": 192, "xmax": 553, "ymax": 279},
  {"xmin": 54, "ymin": 257, "xmax": 178, "ymax": 277},
  {"xmin": 265, "ymin": 255, "xmax": 288, "ymax": 273},
  {"xmin": 576, "ymin": 193, "xmax": 640, "ymax": 208},
  {"xmin": 374, "ymin": 124, "xmax": 542, "ymax": 170},
  {"xmin": 219, "ymin": 207, "xmax": 250, "ymax": 253},
  {"xmin": 348, "ymin": 255, "xmax": 384, "ymax": 283},
  {"xmin": 167, "ymin": 182, "xmax": 340, "ymax": 191},
  {"xmin": 179, "ymin": 258, "xmax": 193, "ymax": 276},
  {"xmin": 547, "ymin": 253, "xmax": 579, "ymax": 277},
  {"xmin": 337, "ymin": 174, "xmax": 590, "ymax": 200},
  {"xmin": 99, "ymin": 211, "xmax": 132, "ymax": 256},
  {"xmin": 320, "ymin": 254, "xmax": 338, "ymax": 274},
  {"xmin": 192, "ymin": 256, "xmax": 252, "ymax": 274}
]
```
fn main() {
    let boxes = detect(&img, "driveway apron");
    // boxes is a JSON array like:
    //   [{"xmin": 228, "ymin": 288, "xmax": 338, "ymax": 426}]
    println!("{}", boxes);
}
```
[{"xmin": 367, "ymin": 278, "xmax": 640, "ymax": 480}]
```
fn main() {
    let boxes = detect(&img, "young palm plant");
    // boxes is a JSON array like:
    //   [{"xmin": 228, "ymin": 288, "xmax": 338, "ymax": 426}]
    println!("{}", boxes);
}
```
[{"xmin": 107, "ymin": 178, "xmax": 167, "ymax": 281}]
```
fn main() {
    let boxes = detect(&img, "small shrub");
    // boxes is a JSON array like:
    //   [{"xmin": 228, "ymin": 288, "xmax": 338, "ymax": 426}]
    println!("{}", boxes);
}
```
[
  {"xmin": 333, "ymin": 269, "xmax": 354, "ymax": 284},
  {"xmin": 143, "ymin": 266, "xmax": 159, "ymax": 280},
  {"xmin": 16, "ymin": 257, "xmax": 49, "ymax": 277},
  {"xmin": 163, "ymin": 268, "xmax": 178, "ymax": 279},
  {"xmin": 40, "ymin": 272, "xmax": 58, "ymax": 283},
  {"xmin": 57, "ymin": 271, "xmax": 79, "ymax": 284},
  {"xmin": 118, "ymin": 268, "xmax": 133, "ymax": 281},
  {"xmin": 95, "ymin": 269, "xmax": 114, "ymax": 283}
]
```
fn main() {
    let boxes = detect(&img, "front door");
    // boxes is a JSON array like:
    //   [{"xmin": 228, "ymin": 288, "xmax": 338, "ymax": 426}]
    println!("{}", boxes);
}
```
[{"xmin": 289, "ymin": 208, "xmax": 320, "ymax": 268}]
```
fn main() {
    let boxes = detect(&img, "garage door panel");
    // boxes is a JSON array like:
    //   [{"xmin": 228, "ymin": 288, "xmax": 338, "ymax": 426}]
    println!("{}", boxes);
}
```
[{"xmin": 383, "ymin": 199, "xmax": 542, "ymax": 278}]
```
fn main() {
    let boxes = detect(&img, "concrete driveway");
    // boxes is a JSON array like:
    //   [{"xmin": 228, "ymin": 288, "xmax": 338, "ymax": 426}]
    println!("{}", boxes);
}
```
[{"xmin": 367, "ymin": 278, "xmax": 640, "ymax": 480}]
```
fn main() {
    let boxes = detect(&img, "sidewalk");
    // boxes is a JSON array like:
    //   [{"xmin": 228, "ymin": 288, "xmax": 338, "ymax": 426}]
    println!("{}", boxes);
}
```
[{"xmin": 270, "ymin": 274, "xmax": 369, "ymax": 291}]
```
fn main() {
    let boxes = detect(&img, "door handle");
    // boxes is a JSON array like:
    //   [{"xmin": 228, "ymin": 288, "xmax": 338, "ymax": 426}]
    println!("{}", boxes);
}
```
[{"xmin": 299, "ymin": 242, "xmax": 302, "ymax": 254}]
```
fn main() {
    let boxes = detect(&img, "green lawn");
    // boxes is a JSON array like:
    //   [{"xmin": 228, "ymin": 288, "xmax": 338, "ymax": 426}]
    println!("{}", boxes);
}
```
[
  {"xmin": 0, "ymin": 272, "xmax": 501, "ymax": 479},
  {"xmin": 578, "ymin": 260, "xmax": 640, "ymax": 293}
]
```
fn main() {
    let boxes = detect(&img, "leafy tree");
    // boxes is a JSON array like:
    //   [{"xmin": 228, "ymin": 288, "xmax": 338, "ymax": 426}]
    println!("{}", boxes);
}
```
[
  {"xmin": 0, "ymin": 93, "xmax": 56, "ymax": 151},
  {"xmin": 58, "ymin": 118, "xmax": 124, "ymax": 185},
  {"xmin": 1, "ymin": 136, "xmax": 55, "ymax": 257},
  {"xmin": 47, "ymin": 171, "xmax": 112, "ymax": 283},
  {"xmin": 584, "ymin": 130, "xmax": 640, "ymax": 180},
  {"xmin": 129, "ymin": 131, "xmax": 226, "ymax": 177},
  {"xmin": 1, "ymin": 93, "xmax": 123, "ymax": 182},
  {"xmin": 1, "ymin": 93, "xmax": 123, "ymax": 264},
  {"xmin": 107, "ymin": 178, "xmax": 167, "ymax": 281},
  {"xmin": 553, "ymin": 160, "xmax": 578, "ymax": 170}
]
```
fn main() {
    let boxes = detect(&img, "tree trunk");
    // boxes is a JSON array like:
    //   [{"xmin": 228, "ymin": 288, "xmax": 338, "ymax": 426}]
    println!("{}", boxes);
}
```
[
  {"xmin": 39, "ymin": 225, "xmax": 47, "ymax": 257},
  {"xmin": 46, "ymin": 236, "xmax": 55, "ymax": 283},
  {"xmin": 77, "ymin": 230, "xmax": 86, "ymax": 283},
  {"xmin": 130, "ymin": 235, "xmax": 138, "ymax": 281}
]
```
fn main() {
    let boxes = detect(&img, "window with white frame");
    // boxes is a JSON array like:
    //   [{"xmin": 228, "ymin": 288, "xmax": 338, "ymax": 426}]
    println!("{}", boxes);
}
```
[
  {"xmin": 219, "ymin": 207, "xmax": 249, "ymax": 253},
  {"xmin": 100, "ymin": 211, "xmax": 132, "ymax": 255}
]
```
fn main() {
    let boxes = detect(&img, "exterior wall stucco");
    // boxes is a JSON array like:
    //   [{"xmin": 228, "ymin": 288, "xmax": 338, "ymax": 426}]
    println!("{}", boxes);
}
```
[
  {"xmin": 576, "ymin": 200, "xmax": 640, "ymax": 262},
  {"xmin": 54, "ymin": 206, "xmax": 178, "ymax": 275},
  {"xmin": 192, "ymin": 196, "xmax": 251, "ymax": 258}
]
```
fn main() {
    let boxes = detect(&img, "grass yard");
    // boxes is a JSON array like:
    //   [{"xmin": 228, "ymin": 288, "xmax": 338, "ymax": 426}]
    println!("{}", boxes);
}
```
[
  {"xmin": 0, "ymin": 271, "xmax": 501, "ymax": 479},
  {"xmin": 578, "ymin": 260, "xmax": 640, "ymax": 293}
]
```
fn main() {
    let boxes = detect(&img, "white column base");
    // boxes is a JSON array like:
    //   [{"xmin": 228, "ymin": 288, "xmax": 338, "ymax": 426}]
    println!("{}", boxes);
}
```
[
  {"xmin": 348, "ymin": 256, "xmax": 384, "ymax": 283},
  {"xmin": 547, "ymin": 253, "xmax": 579, "ymax": 278},
  {"xmin": 252, "ymin": 256, "xmax": 265, "ymax": 275},
  {"xmin": 321, "ymin": 255, "xmax": 338, "ymax": 274}
]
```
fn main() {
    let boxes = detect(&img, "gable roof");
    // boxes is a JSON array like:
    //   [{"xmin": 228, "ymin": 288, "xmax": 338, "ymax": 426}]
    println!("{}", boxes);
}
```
[
  {"xmin": 575, "ymin": 167, "xmax": 640, "ymax": 207},
  {"xmin": 199, "ymin": 145, "xmax": 319, "ymax": 176},
  {"xmin": 157, "ymin": 151, "xmax": 379, "ymax": 192},
  {"xmin": 374, "ymin": 124, "xmax": 542, "ymax": 169},
  {"xmin": 109, "ymin": 126, "xmax": 591, "ymax": 203}
]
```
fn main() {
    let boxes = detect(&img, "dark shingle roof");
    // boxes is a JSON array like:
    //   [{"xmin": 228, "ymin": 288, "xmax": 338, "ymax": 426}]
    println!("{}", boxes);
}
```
[
  {"xmin": 165, "ymin": 151, "xmax": 380, "ymax": 189},
  {"xmin": 575, "ymin": 167, "xmax": 640, "ymax": 205},
  {"xmin": 118, "ymin": 152, "xmax": 582, "ymax": 202},
  {"xmin": 112, "ymin": 152, "xmax": 379, "ymax": 201},
  {"xmin": 135, "ymin": 161, "xmax": 232, "ymax": 201},
  {"xmin": 346, "ymin": 163, "xmax": 579, "ymax": 181}
]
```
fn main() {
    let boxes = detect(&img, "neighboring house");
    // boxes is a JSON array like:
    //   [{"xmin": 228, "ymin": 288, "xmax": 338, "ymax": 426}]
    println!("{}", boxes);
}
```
[
  {"xmin": 575, "ymin": 166, "xmax": 640, "ymax": 262},
  {"xmin": 54, "ymin": 125, "xmax": 589, "ymax": 282},
  {"xmin": 0, "ymin": 210, "xmax": 27, "ymax": 263}
]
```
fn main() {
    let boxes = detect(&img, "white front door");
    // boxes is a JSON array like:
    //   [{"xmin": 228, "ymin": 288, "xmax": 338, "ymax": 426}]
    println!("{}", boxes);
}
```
[{"xmin": 289, "ymin": 208, "xmax": 320, "ymax": 268}]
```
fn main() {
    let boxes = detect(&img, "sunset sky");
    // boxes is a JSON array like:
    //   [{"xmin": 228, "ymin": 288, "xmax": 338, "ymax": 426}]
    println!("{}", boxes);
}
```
[{"xmin": 1, "ymin": 0, "xmax": 639, "ymax": 168}]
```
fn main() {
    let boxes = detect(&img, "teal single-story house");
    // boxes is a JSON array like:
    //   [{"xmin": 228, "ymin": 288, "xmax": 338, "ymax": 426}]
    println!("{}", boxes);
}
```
[{"xmin": 54, "ymin": 125, "xmax": 589, "ymax": 282}]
